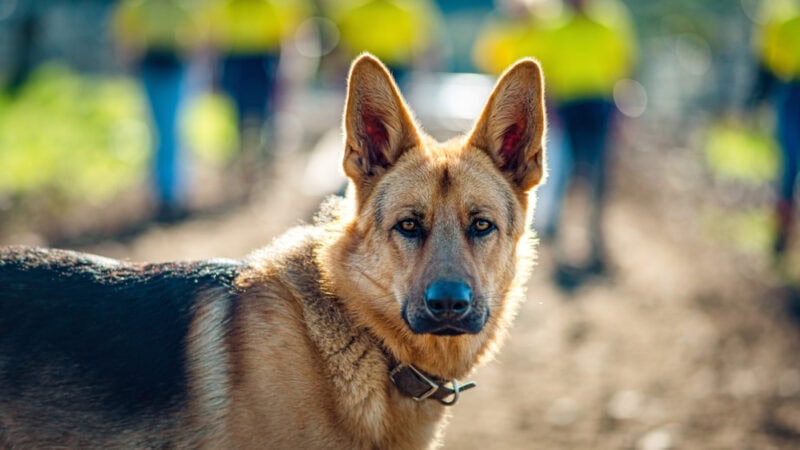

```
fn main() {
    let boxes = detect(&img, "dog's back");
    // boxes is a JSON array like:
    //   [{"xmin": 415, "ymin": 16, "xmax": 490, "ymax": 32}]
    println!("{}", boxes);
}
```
[{"xmin": 0, "ymin": 247, "xmax": 242, "ymax": 448}]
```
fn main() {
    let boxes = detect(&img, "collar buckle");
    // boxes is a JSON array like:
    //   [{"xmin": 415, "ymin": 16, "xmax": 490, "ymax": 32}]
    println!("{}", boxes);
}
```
[{"xmin": 389, "ymin": 363, "xmax": 476, "ymax": 406}]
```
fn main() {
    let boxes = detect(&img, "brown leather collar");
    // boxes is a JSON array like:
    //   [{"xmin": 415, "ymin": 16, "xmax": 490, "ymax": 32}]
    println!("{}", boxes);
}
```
[{"xmin": 389, "ymin": 364, "xmax": 476, "ymax": 406}]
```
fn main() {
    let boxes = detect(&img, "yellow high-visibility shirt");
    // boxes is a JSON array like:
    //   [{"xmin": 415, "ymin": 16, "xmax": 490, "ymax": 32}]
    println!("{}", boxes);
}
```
[
  {"xmin": 762, "ymin": 14, "xmax": 800, "ymax": 80},
  {"xmin": 205, "ymin": 0, "xmax": 310, "ymax": 54},
  {"xmin": 113, "ymin": 0, "xmax": 201, "ymax": 53},
  {"xmin": 541, "ymin": 0, "xmax": 636, "ymax": 102},
  {"xmin": 473, "ymin": 16, "xmax": 547, "ymax": 76},
  {"xmin": 333, "ymin": 0, "xmax": 436, "ymax": 66},
  {"xmin": 754, "ymin": 0, "xmax": 796, "ymax": 59}
]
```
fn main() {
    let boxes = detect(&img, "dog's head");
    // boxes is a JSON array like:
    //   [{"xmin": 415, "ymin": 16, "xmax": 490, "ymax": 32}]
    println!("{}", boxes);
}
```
[{"xmin": 325, "ymin": 54, "xmax": 545, "ymax": 378}]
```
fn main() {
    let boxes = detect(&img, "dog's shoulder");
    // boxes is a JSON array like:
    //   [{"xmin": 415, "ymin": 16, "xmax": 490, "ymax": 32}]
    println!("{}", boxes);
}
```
[
  {"xmin": 237, "ymin": 224, "xmax": 329, "ymax": 297},
  {"xmin": 236, "ymin": 222, "xmax": 375, "ymax": 364}
]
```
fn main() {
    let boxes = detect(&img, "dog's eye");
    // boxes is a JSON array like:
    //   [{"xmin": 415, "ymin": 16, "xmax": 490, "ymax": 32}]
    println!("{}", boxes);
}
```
[
  {"xmin": 395, "ymin": 219, "xmax": 422, "ymax": 238},
  {"xmin": 469, "ymin": 219, "xmax": 495, "ymax": 237}
]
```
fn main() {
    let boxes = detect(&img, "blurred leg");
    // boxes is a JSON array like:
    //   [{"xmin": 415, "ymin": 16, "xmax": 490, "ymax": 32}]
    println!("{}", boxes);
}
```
[
  {"xmin": 774, "ymin": 81, "xmax": 800, "ymax": 255},
  {"xmin": 140, "ymin": 52, "xmax": 186, "ymax": 214},
  {"xmin": 220, "ymin": 52, "xmax": 280, "ymax": 154},
  {"xmin": 220, "ymin": 52, "xmax": 281, "ymax": 192},
  {"xmin": 532, "ymin": 112, "xmax": 572, "ymax": 242},
  {"xmin": 558, "ymin": 99, "xmax": 614, "ymax": 271},
  {"xmin": 554, "ymin": 103, "xmax": 586, "ymax": 267},
  {"xmin": 585, "ymin": 100, "xmax": 614, "ymax": 270},
  {"xmin": 747, "ymin": 63, "xmax": 779, "ymax": 109}
]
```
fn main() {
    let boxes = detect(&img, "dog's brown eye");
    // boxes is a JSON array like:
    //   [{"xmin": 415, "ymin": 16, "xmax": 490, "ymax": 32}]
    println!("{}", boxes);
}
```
[
  {"xmin": 395, "ymin": 219, "xmax": 423, "ymax": 238},
  {"xmin": 400, "ymin": 220, "xmax": 417, "ymax": 232},
  {"xmin": 469, "ymin": 219, "xmax": 495, "ymax": 237}
]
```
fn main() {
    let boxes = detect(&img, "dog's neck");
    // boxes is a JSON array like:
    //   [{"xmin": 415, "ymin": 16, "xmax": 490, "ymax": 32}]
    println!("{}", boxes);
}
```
[{"xmin": 269, "ymin": 232, "xmax": 447, "ymax": 447}]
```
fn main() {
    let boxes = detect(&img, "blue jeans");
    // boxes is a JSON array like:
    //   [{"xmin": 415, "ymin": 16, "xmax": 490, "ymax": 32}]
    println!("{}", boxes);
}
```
[
  {"xmin": 533, "ymin": 109, "xmax": 571, "ymax": 240},
  {"xmin": 776, "ymin": 80, "xmax": 800, "ymax": 204},
  {"xmin": 220, "ymin": 52, "xmax": 280, "ymax": 138},
  {"xmin": 140, "ymin": 51, "xmax": 186, "ymax": 208},
  {"xmin": 555, "ymin": 98, "xmax": 615, "ymax": 260}
]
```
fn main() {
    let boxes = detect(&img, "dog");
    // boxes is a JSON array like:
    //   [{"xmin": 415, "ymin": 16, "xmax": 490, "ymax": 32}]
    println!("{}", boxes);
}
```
[{"xmin": 0, "ymin": 54, "xmax": 546, "ymax": 449}]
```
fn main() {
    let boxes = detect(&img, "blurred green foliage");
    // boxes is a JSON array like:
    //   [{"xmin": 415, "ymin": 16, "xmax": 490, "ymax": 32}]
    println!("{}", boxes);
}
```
[
  {"xmin": 0, "ymin": 63, "xmax": 238, "ymax": 208},
  {"xmin": 181, "ymin": 92, "xmax": 238, "ymax": 166},
  {"xmin": 0, "ymin": 63, "xmax": 149, "ymax": 204},
  {"xmin": 705, "ymin": 120, "xmax": 779, "ymax": 183},
  {"xmin": 702, "ymin": 207, "xmax": 775, "ymax": 254}
]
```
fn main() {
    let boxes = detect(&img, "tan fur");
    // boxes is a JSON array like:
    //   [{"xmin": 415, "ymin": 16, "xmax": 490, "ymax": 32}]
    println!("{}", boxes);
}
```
[
  {"xmin": 223, "ymin": 54, "xmax": 546, "ymax": 449},
  {"xmin": 0, "ymin": 55, "xmax": 545, "ymax": 449}
]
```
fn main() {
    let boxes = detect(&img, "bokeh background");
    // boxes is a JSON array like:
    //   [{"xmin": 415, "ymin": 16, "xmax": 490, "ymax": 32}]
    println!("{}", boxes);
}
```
[{"xmin": 2, "ymin": 0, "xmax": 800, "ymax": 448}]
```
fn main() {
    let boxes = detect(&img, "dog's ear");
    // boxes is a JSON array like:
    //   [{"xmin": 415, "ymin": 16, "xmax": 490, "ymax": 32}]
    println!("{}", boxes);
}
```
[
  {"xmin": 343, "ymin": 54, "xmax": 421, "ymax": 192},
  {"xmin": 467, "ymin": 58, "xmax": 546, "ymax": 192}
]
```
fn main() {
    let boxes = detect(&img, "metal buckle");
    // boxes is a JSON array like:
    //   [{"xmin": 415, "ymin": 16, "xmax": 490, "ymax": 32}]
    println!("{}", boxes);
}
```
[
  {"xmin": 438, "ymin": 380, "xmax": 460, "ymax": 406},
  {"xmin": 439, "ymin": 380, "xmax": 478, "ymax": 406}
]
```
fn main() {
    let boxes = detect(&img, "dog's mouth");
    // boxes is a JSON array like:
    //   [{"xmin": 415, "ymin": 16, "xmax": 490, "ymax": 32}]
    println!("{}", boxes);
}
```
[
  {"xmin": 430, "ymin": 326, "xmax": 470, "ymax": 336},
  {"xmin": 402, "ymin": 303, "xmax": 488, "ymax": 336}
]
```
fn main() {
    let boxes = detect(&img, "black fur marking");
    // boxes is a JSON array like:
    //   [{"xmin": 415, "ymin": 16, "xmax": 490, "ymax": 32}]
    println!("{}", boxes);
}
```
[
  {"xmin": 0, "ymin": 247, "xmax": 242, "ymax": 417},
  {"xmin": 439, "ymin": 167, "xmax": 451, "ymax": 193},
  {"xmin": 333, "ymin": 335, "xmax": 360, "ymax": 356},
  {"xmin": 351, "ymin": 347, "xmax": 371, "ymax": 370}
]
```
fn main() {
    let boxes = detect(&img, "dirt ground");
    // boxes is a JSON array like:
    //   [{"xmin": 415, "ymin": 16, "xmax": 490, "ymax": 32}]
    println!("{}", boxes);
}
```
[{"xmin": 22, "ymin": 124, "xmax": 798, "ymax": 449}]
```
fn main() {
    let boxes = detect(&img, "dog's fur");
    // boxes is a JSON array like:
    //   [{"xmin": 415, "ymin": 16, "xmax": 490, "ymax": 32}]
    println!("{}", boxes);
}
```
[{"xmin": 0, "ymin": 54, "xmax": 545, "ymax": 449}]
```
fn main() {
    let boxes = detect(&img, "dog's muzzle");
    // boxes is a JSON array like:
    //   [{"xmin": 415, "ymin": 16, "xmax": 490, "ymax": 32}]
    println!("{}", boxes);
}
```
[{"xmin": 403, "ymin": 280, "xmax": 488, "ymax": 335}]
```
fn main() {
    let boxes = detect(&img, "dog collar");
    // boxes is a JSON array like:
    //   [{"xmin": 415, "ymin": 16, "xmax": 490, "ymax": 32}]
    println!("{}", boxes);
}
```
[{"xmin": 389, "ymin": 364, "xmax": 476, "ymax": 406}]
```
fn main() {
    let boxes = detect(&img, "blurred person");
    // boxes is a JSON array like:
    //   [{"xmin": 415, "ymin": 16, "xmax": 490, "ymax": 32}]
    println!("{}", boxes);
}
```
[
  {"xmin": 472, "ymin": 0, "xmax": 545, "ymax": 75},
  {"xmin": 754, "ymin": 0, "xmax": 800, "ymax": 260},
  {"xmin": 750, "ymin": 0, "xmax": 798, "ymax": 106},
  {"xmin": 538, "ymin": 0, "xmax": 636, "ymax": 287},
  {"xmin": 112, "ymin": 0, "xmax": 203, "ymax": 221},
  {"xmin": 473, "ymin": 0, "xmax": 570, "ymax": 245},
  {"xmin": 205, "ymin": 0, "xmax": 310, "ymax": 178},
  {"xmin": 329, "ymin": 0, "xmax": 441, "ymax": 86}
]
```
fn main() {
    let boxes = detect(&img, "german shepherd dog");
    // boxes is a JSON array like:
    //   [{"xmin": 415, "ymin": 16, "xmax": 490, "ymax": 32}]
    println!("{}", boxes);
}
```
[{"xmin": 0, "ymin": 54, "xmax": 545, "ymax": 449}]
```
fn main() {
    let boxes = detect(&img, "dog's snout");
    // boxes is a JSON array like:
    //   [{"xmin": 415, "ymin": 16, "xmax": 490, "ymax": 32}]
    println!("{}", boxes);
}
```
[{"xmin": 424, "ymin": 280, "xmax": 472, "ymax": 320}]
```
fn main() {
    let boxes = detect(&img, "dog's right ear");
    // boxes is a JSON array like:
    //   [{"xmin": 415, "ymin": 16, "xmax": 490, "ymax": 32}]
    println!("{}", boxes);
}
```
[
  {"xmin": 343, "ymin": 54, "xmax": 421, "ymax": 195},
  {"xmin": 467, "ymin": 58, "xmax": 546, "ymax": 192}
]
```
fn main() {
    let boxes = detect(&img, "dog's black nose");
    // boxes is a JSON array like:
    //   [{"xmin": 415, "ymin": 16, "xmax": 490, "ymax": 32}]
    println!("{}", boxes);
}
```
[{"xmin": 424, "ymin": 280, "xmax": 473, "ymax": 320}]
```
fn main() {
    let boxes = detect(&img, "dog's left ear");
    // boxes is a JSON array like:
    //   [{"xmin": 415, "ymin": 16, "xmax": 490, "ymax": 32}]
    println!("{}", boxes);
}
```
[
  {"xmin": 343, "ymin": 54, "xmax": 421, "ymax": 195},
  {"xmin": 467, "ymin": 58, "xmax": 546, "ymax": 192}
]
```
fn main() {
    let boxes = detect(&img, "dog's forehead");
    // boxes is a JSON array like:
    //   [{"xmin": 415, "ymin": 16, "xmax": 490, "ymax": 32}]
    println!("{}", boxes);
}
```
[{"xmin": 376, "ymin": 144, "xmax": 515, "ymax": 219}]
